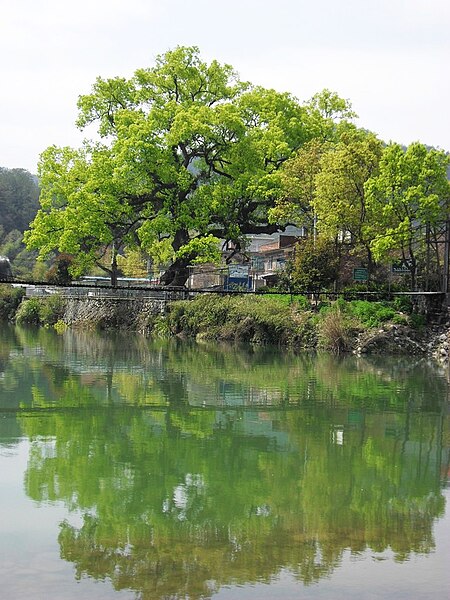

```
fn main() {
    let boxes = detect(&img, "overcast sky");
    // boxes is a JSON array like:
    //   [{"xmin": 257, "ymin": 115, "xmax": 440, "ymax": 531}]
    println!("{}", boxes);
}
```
[{"xmin": 1, "ymin": 0, "xmax": 449, "ymax": 174}]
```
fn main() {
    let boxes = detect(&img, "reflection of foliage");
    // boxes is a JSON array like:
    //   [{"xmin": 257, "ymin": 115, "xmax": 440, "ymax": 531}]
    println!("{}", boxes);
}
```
[
  {"xmin": 1, "ymin": 326, "xmax": 448, "ymax": 414},
  {"xmin": 1, "ymin": 325, "xmax": 448, "ymax": 598},
  {"xmin": 18, "ymin": 402, "xmax": 446, "ymax": 599}
]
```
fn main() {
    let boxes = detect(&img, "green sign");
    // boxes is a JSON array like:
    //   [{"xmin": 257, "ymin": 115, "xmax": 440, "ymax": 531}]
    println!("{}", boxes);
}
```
[{"xmin": 353, "ymin": 268, "xmax": 368, "ymax": 281}]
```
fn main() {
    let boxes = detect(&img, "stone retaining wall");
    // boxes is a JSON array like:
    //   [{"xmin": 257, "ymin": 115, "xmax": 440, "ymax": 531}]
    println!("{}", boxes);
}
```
[{"xmin": 63, "ymin": 297, "xmax": 167, "ymax": 334}]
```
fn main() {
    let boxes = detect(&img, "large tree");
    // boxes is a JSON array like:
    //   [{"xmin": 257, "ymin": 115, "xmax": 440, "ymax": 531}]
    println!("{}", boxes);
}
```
[
  {"xmin": 268, "ymin": 91, "xmax": 357, "ymax": 232},
  {"xmin": 313, "ymin": 130, "xmax": 384, "ymax": 276},
  {"xmin": 25, "ymin": 46, "xmax": 330, "ymax": 286}
]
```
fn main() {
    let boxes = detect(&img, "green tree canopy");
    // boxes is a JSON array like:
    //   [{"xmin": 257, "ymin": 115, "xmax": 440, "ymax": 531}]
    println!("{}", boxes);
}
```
[
  {"xmin": 26, "ymin": 47, "xmax": 350, "ymax": 285},
  {"xmin": 313, "ymin": 130, "xmax": 384, "ymax": 270},
  {"xmin": 365, "ymin": 142, "xmax": 450, "ymax": 289}
]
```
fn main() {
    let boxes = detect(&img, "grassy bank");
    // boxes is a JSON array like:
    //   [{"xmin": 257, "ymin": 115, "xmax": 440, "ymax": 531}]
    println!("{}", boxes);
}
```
[
  {"xmin": 0, "ymin": 286, "xmax": 427, "ymax": 353},
  {"xmin": 165, "ymin": 294, "xmax": 424, "ymax": 352}
]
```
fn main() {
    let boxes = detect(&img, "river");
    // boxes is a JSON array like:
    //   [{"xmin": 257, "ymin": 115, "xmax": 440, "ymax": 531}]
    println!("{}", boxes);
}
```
[{"xmin": 0, "ymin": 325, "xmax": 449, "ymax": 599}]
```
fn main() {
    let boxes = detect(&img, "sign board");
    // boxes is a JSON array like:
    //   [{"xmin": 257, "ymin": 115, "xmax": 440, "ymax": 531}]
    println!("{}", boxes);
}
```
[
  {"xmin": 228, "ymin": 264, "xmax": 249, "ymax": 278},
  {"xmin": 392, "ymin": 259, "xmax": 412, "ymax": 274},
  {"xmin": 226, "ymin": 277, "xmax": 252, "ymax": 290},
  {"xmin": 353, "ymin": 268, "xmax": 368, "ymax": 282}
]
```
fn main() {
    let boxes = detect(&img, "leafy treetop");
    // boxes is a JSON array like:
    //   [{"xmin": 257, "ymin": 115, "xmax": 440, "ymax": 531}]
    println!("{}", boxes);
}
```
[{"xmin": 25, "ymin": 46, "xmax": 356, "ymax": 285}]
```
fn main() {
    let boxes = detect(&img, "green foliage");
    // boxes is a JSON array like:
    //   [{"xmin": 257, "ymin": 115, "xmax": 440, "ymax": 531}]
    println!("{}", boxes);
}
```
[
  {"xmin": 168, "ymin": 294, "xmax": 315, "ymax": 346},
  {"xmin": 261, "ymin": 292, "xmax": 310, "ymax": 310},
  {"xmin": 25, "ymin": 47, "xmax": 357, "ymax": 287},
  {"xmin": 54, "ymin": 319, "xmax": 68, "ymax": 334},
  {"xmin": 0, "ymin": 168, "xmax": 41, "ymax": 279},
  {"xmin": 291, "ymin": 235, "xmax": 339, "ymax": 290},
  {"xmin": 167, "ymin": 294, "xmax": 431, "ymax": 352},
  {"xmin": 0, "ymin": 229, "xmax": 42, "ymax": 280},
  {"xmin": 269, "ymin": 138, "xmax": 326, "ymax": 228},
  {"xmin": 117, "ymin": 248, "xmax": 148, "ymax": 278},
  {"xmin": 0, "ymin": 285, "xmax": 25, "ymax": 321},
  {"xmin": 313, "ymin": 130, "xmax": 383, "ymax": 249},
  {"xmin": 15, "ymin": 294, "xmax": 65, "ymax": 326},
  {"xmin": 176, "ymin": 235, "xmax": 222, "ymax": 265},
  {"xmin": 393, "ymin": 296, "xmax": 414, "ymax": 313},
  {"xmin": 0, "ymin": 168, "xmax": 40, "ymax": 235},
  {"xmin": 15, "ymin": 298, "xmax": 42, "ymax": 325},
  {"xmin": 38, "ymin": 294, "xmax": 66, "ymax": 325},
  {"xmin": 409, "ymin": 313, "xmax": 426, "ymax": 330},
  {"xmin": 347, "ymin": 300, "xmax": 396, "ymax": 328},
  {"xmin": 365, "ymin": 143, "xmax": 450, "ymax": 288}
]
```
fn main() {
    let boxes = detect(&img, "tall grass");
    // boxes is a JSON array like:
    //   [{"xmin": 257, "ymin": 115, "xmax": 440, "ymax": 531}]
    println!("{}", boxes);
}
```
[
  {"xmin": 167, "ymin": 294, "xmax": 315, "ymax": 346},
  {"xmin": 317, "ymin": 306, "xmax": 357, "ymax": 353}
]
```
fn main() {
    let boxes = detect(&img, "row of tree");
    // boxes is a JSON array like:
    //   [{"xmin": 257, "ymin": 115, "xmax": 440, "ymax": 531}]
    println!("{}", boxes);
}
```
[
  {"xmin": 4, "ymin": 46, "xmax": 450, "ymax": 289},
  {"xmin": 273, "ymin": 132, "xmax": 450, "ymax": 290}
]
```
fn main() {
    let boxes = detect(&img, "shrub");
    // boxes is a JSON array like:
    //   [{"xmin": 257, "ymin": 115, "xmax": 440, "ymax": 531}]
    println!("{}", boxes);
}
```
[
  {"xmin": 347, "ymin": 300, "xmax": 396, "ymax": 328},
  {"xmin": 409, "ymin": 313, "xmax": 426, "ymax": 330},
  {"xmin": 15, "ymin": 293, "xmax": 66, "ymax": 326},
  {"xmin": 167, "ymin": 294, "xmax": 312, "ymax": 346},
  {"xmin": 15, "ymin": 298, "xmax": 42, "ymax": 325},
  {"xmin": 54, "ymin": 320, "xmax": 68, "ymax": 334},
  {"xmin": 0, "ymin": 285, "xmax": 25, "ymax": 321},
  {"xmin": 291, "ymin": 236, "xmax": 339, "ymax": 291},
  {"xmin": 393, "ymin": 295, "xmax": 413, "ymax": 313},
  {"xmin": 38, "ymin": 294, "xmax": 65, "ymax": 325}
]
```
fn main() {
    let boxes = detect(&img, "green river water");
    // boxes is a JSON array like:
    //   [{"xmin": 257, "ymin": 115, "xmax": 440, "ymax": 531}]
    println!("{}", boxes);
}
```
[{"xmin": 0, "ymin": 325, "xmax": 449, "ymax": 599}]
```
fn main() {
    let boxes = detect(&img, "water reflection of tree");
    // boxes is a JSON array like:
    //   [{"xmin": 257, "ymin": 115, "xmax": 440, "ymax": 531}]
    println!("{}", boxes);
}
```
[
  {"xmin": 18, "ymin": 401, "xmax": 446, "ymax": 599},
  {"xmin": 2, "ymin": 325, "xmax": 448, "ymax": 413},
  {"xmin": 2, "ymin": 327, "xmax": 448, "ymax": 596}
]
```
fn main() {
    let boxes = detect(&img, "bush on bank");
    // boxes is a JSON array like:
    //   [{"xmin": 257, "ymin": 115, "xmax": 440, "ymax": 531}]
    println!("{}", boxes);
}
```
[
  {"xmin": 15, "ymin": 294, "xmax": 65, "ymax": 327},
  {"xmin": 167, "ymin": 294, "xmax": 317, "ymax": 347},
  {"xmin": 0, "ymin": 285, "xmax": 25, "ymax": 321}
]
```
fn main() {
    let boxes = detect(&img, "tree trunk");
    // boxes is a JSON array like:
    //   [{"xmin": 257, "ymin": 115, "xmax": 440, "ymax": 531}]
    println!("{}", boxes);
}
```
[
  {"xmin": 159, "ymin": 256, "xmax": 191, "ymax": 287},
  {"xmin": 110, "ymin": 243, "xmax": 118, "ymax": 287},
  {"xmin": 159, "ymin": 229, "xmax": 192, "ymax": 287}
]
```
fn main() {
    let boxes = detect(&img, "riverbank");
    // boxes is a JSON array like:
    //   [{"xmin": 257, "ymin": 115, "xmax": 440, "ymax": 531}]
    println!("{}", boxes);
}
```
[
  {"xmin": 2, "ymin": 286, "xmax": 449, "ymax": 360},
  {"xmin": 166, "ymin": 294, "xmax": 450, "ymax": 361}
]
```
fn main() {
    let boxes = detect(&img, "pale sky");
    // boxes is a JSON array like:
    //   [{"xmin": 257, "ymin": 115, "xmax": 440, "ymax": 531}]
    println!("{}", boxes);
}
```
[{"xmin": 1, "ymin": 0, "xmax": 449, "ymax": 174}]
